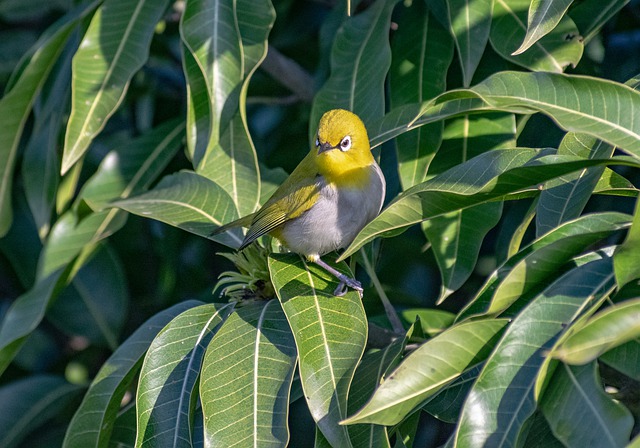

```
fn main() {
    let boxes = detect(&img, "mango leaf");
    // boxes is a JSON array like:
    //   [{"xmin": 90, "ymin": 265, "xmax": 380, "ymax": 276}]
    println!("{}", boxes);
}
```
[
  {"xmin": 369, "ymin": 72, "xmax": 640, "ymax": 155},
  {"xmin": 62, "ymin": 0, "xmax": 170, "ymax": 173},
  {"xmin": 443, "ymin": 0, "xmax": 492, "ymax": 87},
  {"xmin": 458, "ymin": 212, "xmax": 630, "ymax": 320},
  {"xmin": 600, "ymin": 340, "xmax": 640, "ymax": 381},
  {"xmin": 400, "ymin": 309, "xmax": 455, "ymax": 336},
  {"xmin": 113, "ymin": 171, "xmax": 243, "ymax": 248},
  {"xmin": 47, "ymin": 245, "xmax": 128, "ymax": 349},
  {"xmin": 0, "ymin": 375, "xmax": 82, "ymax": 448},
  {"xmin": 79, "ymin": 119, "xmax": 185, "ymax": 211},
  {"xmin": 136, "ymin": 303, "xmax": 235, "ymax": 447},
  {"xmin": 339, "ymin": 149, "xmax": 639, "ymax": 261},
  {"xmin": 569, "ymin": 0, "xmax": 629, "ymax": 43},
  {"xmin": 491, "ymin": 0, "xmax": 583, "ymax": 72},
  {"xmin": 0, "ymin": 1, "xmax": 97, "ymax": 237},
  {"xmin": 614, "ymin": 198, "xmax": 640, "ymax": 288},
  {"xmin": 269, "ymin": 253, "xmax": 367, "ymax": 448},
  {"xmin": 200, "ymin": 300, "xmax": 297, "ymax": 448},
  {"xmin": 513, "ymin": 0, "xmax": 575, "ymax": 55},
  {"xmin": 63, "ymin": 301, "xmax": 202, "ymax": 448},
  {"xmin": 540, "ymin": 362, "xmax": 633, "ymax": 447},
  {"xmin": 342, "ymin": 319, "xmax": 508, "ymax": 426},
  {"xmin": 347, "ymin": 337, "xmax": 406, "ymax": 448},
  {"xmin": 536, "ymin": 133, "xmax": 613, "ymax": 236},
  {"xmin": 425, "ymin": 113, "xmax": 514, "ymax": 300},
  {"xmin": 0, "ymin": 269, "xmax": 66, "ymax": 376},
  {"xmin": 551, "ymin": 299, "xmax": 640, "ymax": 365},
  {"xmin": 517, "ymin": 411, "xmax": 565, "ymax": 448},
  {"xmin": 184, "ymin": 0, "xmax": 274, "ymax": 216},
  {"xmin": 311, "ymin": 0, "xmax": 399, "ymax": 131},
  {"xmin": 454, "ymin": 258, "xmax": 615, "ymax": 448},
  {"xmin": 390, "ymin": 2, "xmax": 452, "ymax": 189}
]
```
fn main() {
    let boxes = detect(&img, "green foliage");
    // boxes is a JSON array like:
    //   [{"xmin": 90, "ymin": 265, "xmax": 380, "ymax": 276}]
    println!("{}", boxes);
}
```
[{"xmin": 1, "ymin": 0, "xmax": 639, "ymax": 447}]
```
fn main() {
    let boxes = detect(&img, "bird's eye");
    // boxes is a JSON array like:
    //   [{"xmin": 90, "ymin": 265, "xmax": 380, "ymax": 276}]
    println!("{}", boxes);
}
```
[
  {"xmin": 315, "ymin": 137, "xmax": 320, "ymax": 148},
  {"xmin": 340, "ymin": 136, "xmax": 352, "ymax": 151}
]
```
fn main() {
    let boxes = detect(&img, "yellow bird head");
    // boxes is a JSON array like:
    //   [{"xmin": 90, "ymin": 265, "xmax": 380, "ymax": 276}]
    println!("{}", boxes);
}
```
[{"xmin": 313, "ymin": 109, "xmax": 375, "ymax": 183}]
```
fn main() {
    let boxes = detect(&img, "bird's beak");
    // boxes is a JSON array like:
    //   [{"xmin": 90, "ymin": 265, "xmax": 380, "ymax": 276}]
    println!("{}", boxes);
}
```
[{"xmin": 317, "ymin": 141, "xmax": 336, "ymax": 154}]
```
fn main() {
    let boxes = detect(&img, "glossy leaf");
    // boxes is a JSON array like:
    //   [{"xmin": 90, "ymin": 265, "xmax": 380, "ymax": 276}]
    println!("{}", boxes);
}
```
[
  {"xmin": 342, "ymin": 319, "xmax": 508, "ymax": 426},
  {"xmin": 551, "ymin": 299, "xmax": 640, "ymax": 365},
  {"xmin": 0, "ymin": 375, "xmax": 81, "ymax": 448},
  {"xmin": 63, "ymin": 301, "xmax": 202, "ymax": 448},
  {"xmin": 269, "ymin": 253, "xmax": 367, "ymax": 448},
  {"xmin": 339, "ymin": 149, "xmax": 639, "ymax": 261},
  {"xmin": 614, "ymin": 198, "xmax": 640, "ymax": 288},
  {"xmin": 200, "ymin": 300, "xmax": 297, "ymax": 448},
  {"xmin": 136, "ymin": 303, "xmax": 235, "ymax": 447},
  {"xmin": 513, "ymin": 0, "xmax": 575, "ymax": 55},
  {"xmin": 113, "ymin": 171, "xmax": 243, "ymax": 248},
  {"xmin": 400, "ymin": 309, "xmax": 455, "ymax": 336},
  {"xmin": 62, "ymin": 0, "xmax": 170, "ymax": 173},
  {"xmin": 311, "ymin": 0, "xmax": 399, "ymax": 130},
  {"xmin": 390, "ymin": 2, "xmax": 452, "ymax": 189},
  {"xmin": 0, "ymin": 1, "xmax": 97, "ymax": 236},
  {"xmin": 540, "ymin": 362, "xmax": 633, "ymax": 447},
  {"xmin": 491, "ymin": 0, "xmax": 583, "ymax": 72},
  {"xmin": 454, "ymin": 258, "xmax": 615, "ymax": 448},
  {"xmin": 600, "ymin": 340, "xmax": 640, "ymax": 381},
  {"xmin": 536, "ymin": 133, "xmax": 613, "ymax": 236},
  {"xmin": 444, "ymin": 0, "xmax": 492, "ymax": 87},
  {"xmin": 458, "ymin": 212, "xmax": 630, "ymax": 320}
]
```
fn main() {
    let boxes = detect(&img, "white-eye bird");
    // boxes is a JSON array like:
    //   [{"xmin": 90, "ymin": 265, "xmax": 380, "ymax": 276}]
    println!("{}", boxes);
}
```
[{"xmin": 213, "ymin": 109, "xmax": 385, "ymax": 296}]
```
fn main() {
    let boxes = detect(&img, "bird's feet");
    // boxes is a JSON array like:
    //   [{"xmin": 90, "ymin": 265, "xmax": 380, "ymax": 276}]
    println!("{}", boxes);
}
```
[{"xmin": 334, "ymin": 274, "xmax": 363, "ymax": 298}]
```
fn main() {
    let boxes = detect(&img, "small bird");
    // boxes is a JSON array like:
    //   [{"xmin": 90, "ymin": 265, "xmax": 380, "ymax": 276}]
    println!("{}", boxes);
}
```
[{"xmin": 212, "ymin": 109, "xmax": 385, "ymax": 296}]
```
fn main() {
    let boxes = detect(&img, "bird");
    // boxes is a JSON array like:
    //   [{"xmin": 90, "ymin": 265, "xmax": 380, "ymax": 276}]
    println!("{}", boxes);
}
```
[{"xmin": 212, "ymin": 109, "xmax": 385, "ymax": 297}]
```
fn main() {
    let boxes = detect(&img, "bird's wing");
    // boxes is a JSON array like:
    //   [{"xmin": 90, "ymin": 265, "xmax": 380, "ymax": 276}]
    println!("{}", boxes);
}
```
[{"xmin": 209, "ymin": 213, "xmax": 254, "ymax": 236}]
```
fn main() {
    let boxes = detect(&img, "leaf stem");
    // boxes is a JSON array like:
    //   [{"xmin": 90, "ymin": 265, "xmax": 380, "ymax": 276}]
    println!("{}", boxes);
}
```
[{"xmin": 359, "ymin": 248, "xmax": 404, "ymax": 334}]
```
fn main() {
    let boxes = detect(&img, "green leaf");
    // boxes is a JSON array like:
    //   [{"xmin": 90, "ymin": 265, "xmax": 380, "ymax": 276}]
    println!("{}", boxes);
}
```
[
  {"xmin": 200, "ymin": 300, "xmax": 297, "ymax": 448},
  {"xmin": 536, "ymin": 133, "xmax": 614, "ymax": 236},
  {"xmin": 269, "ymin": 253, "xmax": 367, "ymax": 448},
  {"xmin": 517, "ymin": 411, "xmax": 565, "ymax": 448},
  {"xmin": 551, "ymin": 299, "xmax": 640, "ymax": 364},
  {"xmin": 569, "ymin": 0, "xmax": 629, "ymax": 43},
  {"xmin": 400, "ymin": 308, "xmax": 455, "ymax": 336},
  {"xmin": 443, "ymin": 0, "xmax": 492, "ymax": 87},
  {"xmin": 62, "ymin": 0, "xmax": 170, "ymax": 173},
  {"xmin": 339, "ymin": 148, "xmax": 639, "ymax": 261},
  {"xmin": 390, "ymin": 2, "xmax": 452, "ymax": 189},
  {"xmin": 614, "ymin": 198, "xmax": 640, "ymax": 288},
  {"xmin": 63, "ymin": 301, "xmax": 202, "ymax": 448},
  {"xmin": 79, "ymin": 119, "xmax": 185, "ymax": 211},
  {"xmin": 600, "ymin": 340, "xmax": 640, "ymax": 381},
  {"xmin": 454, "ymin": 258, "xmax": 615, "ymax": 448},
  {"xmin": 347, "ymin": 338, "xmax": 406, "ymax": 448},
  {"xmin": 343, "ymin": 319, "xmax": 508, "ymax": 426},
  {"xmin": 0, "ymin": 375, "xmax": 82, "ymax": 448},
  {"xmin": 540, "ymin": 362, "xmax": 633, "ymax": 447},
  {"xmin": 47, "ymin": 244, "xmax": 128, "ymax": 349},
  {"xmin": 0, "ymin": 1, "xmax": 97, "ymax": 236},
  {"xmin": 113, "ymin": 170, "xmax": 243, "ymax": 248},
  {"xmin": 458, "ymin": 212, "xmax": 630, "ymax": 320},
  {"xmin": 513, "ymin": 0, "xmax": 575, "ymax": 55},
  {"xmin": 311, "ymin": 0, "xmax": 399, "ymax": 131},
  {"xmin": 0, "ymin": 269, "xmax": 66, "ymax": 376},
  {"xmin": 136, "ymin": 303, "xmax": 234, "ymax": 447},
  {"xmin": 491, "ymin": 0, "xmax": 583, "ymax": 72}
]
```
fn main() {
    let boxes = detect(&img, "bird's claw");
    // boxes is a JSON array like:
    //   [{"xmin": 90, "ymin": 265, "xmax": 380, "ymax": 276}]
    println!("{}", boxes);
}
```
[{"xmin": 333, "ymin": 275, "xmax": 363, "ymax": 298}]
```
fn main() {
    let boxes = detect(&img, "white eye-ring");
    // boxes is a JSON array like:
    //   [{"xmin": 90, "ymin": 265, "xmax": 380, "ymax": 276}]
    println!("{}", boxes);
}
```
[
  {"xmin": 339, "ymin": 135, "xmax": 352, "ymax": 151},
  {"xmin": 315, "ymin": 137, "xmax": 320, "ymax": 147}
]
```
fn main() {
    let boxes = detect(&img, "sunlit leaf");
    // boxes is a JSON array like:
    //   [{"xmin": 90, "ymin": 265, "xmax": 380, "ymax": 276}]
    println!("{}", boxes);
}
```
[
  {"xmin": 454, "ymin": 258, "xmax": 615, "ymax": 448},
  {"xmin": 343, "ymin": 319, "xmax": 507, "ymax": 426},
  {"xmin": 269, "ymin": 253, "xmax": 367, "ymax": 448},
  {"xmin": 63, "ymin": 301, "xmax": 202, "ymax": 448},
  {"xmin": 62, "ymin": 0, "xmax": 170, "ymax": 173},
  {"xmin": 513, "ymin": 0, "xmax": 575, "ymax": 55},
  {"xmin": 200, "ymin": 300, "xmax": 296, "ymax": 448},
  {"xmin": 136, "ymin": 303, "xmax": 234, "ymax": 447}
]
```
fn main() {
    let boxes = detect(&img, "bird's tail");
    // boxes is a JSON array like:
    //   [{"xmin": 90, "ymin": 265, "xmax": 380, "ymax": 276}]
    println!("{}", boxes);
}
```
[{"xmin": 209, "ymin": 214, "xmax": 254, "ymax": 237}]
